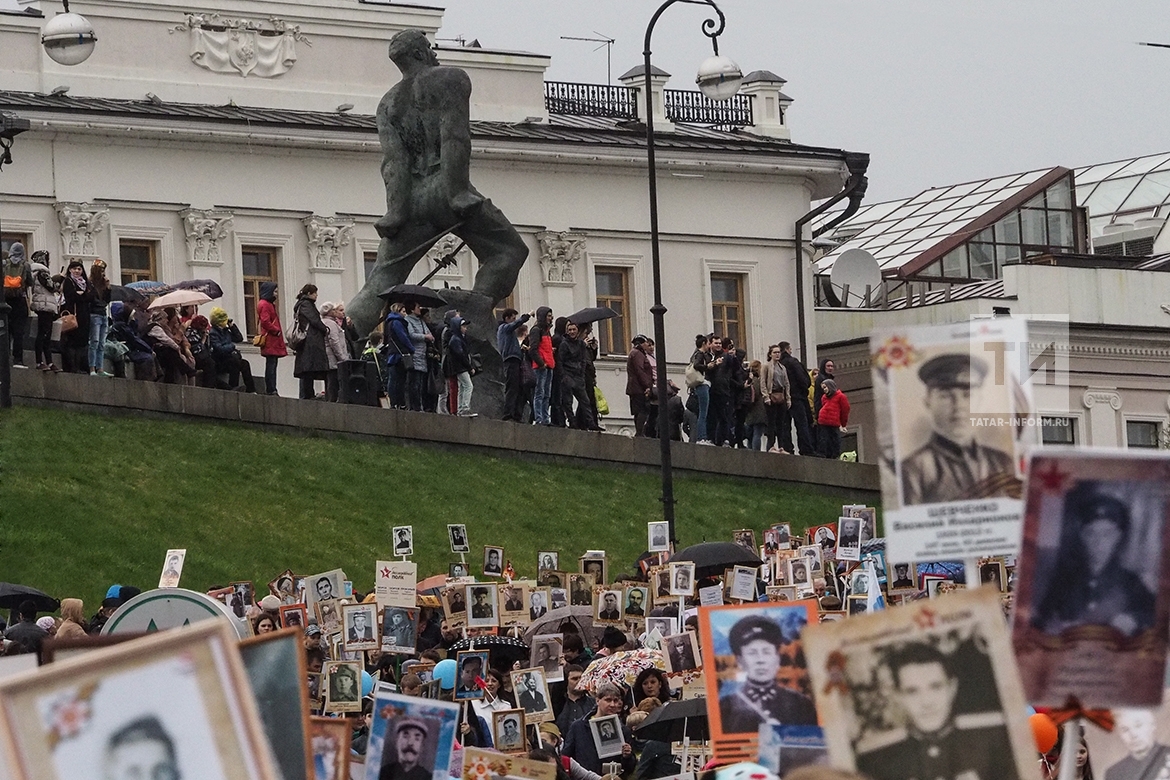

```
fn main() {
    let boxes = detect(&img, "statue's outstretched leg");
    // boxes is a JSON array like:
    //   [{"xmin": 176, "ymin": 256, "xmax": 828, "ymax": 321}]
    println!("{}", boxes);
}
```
[{"xmin": 348, "ymin": 224, "xmax": 442, "ymax": 336}]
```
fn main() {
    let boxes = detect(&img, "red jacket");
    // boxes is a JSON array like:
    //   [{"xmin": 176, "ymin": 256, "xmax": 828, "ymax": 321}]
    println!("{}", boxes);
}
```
[
  {"xmin": 257, "ymin": 298, "xmax": 288, "ymax": 357},
  {"xmin": 817, "ymin": 390, "xmax": 850, "ymax": 427}
]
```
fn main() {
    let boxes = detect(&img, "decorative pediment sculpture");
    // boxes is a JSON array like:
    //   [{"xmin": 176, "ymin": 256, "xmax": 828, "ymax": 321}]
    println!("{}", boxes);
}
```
[
  {"xmin": 180, "ymin": 208, "xmax": 234, "ymax": 266},
  {"xmin": 423, "ymin": 234, "xmax": 471, "ymax": 280},
  {"xmin": 170, "ymin": 13, "xmax": 311, "ymax": 78},
  {"xmin": 304, "ymin": 215, "xmax": 354, "ymax": 270},
  {"xmin": 536, "ymin": 230, "xmax": 586, "ymax": 286},
  {"xmin": 55, "ymin": 202, "xmax": 109, "ymax": 258}
]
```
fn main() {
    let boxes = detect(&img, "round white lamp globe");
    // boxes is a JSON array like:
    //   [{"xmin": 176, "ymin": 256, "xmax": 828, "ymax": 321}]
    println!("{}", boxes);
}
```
[
  {"xmin": 696, "ymin": 55, "xmax": 743, "ymax": 101},
  {"xmin": 42, "ymin": 13, "xmax": 97, "ymax": 66}
]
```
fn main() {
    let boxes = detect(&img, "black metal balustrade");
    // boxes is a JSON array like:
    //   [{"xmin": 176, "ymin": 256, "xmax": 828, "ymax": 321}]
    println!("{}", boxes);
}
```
[
  {"xmin": 663, "ymin": 88, "xmax": 752, "ymax": 128},
  {"xmin": 544, "ymin": 81, "xmax": 637, "ymax": 120}
]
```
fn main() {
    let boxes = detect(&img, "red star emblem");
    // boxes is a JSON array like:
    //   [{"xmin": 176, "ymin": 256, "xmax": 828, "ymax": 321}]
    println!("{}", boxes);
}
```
[
  {"xmin": 1033, "ymin": 459, "xmax": 1069, "ymax": 493},
  {"xmin": 914, "ymin": 607, "xmax": 937, "ymax": 629},
  {"xmin": 380, "ymin": 567, "xmax": 391, "ymax": 579}
]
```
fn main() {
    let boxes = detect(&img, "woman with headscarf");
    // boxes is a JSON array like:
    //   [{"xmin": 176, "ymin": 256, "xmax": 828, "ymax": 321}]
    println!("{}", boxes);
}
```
[
  {"xmin": 319, "ymin": 301, "xmax": 349, "ymax": 402},
  {"xmin": 86, "ymin": 259, "xmax": 113, "ymax": 376},
  {"xmin": 256, "ymin": 281, "xmax": 286, "ymax": 395},
  {"xmin": 185, "ymin": 314, "xmax": 216, "ymax": 387},
  {"xmin": 59, "ymin": 259, "xmax": 94, "ymax": 373},
  {"xmin": 293, "ymin": 284, "xmax": 329, "ymax": 400},
  {"xmin": 145, "ymin": 308, "xmax": 194, "ymax": 384},
  {"xmin": 208, "ymin": 307, "xmax": 256, "ymax": 392},
  {"xmin": 55, "ymin": 598, "xmax": 88, "ymax": 640}
]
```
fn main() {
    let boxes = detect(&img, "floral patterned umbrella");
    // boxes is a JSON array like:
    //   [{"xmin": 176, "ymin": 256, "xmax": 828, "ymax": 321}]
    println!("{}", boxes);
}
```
[{"xmin": 577, "ymin": 648, "xmax": 666, "ymax": 693}]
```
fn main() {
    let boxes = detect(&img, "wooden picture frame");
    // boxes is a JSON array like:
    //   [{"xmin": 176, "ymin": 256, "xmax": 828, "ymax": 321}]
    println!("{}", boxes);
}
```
[
  {"xmin": 492, "ymin": 709, "xmax": 527, "ymax": 754},
  {"xmin": 239, "ymin": 628, "xmax": 313, "ymax": 780},
  {"xmin": 579, "ymin": 556, "xmax": 607, "ymax": 586},
  {"xmin": 39, "ymin": 633, "xmax": 147, "ymax": 665},
  {"xmin": 322, "ymin": 660, "xmax": 363, "ymax": 714},
  {"xmin": 0, "ymin": 621, "xmax": 277, "ymax": 780},
  {"xmin": 278, "ymin": 603, "xmax": 307, "ymax": 630},
  {"xmin": 510, "ymin": 667, "xmax": 554, "ymax": 724},
  {"xmin": 341, "ymin": 602, "xmax": 379, "ymax": 652},
  {"xmin": 308, "ymin": 716, "xmax": 350, "ymax": 780}
]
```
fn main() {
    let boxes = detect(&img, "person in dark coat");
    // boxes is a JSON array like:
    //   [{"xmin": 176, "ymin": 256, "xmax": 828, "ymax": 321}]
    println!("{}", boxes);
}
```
[
  {"xmin": 59, "ymin": 259, "xmax": 94, "ymax": 373},
  {"xmin": 293, "ymin": 284, "xmax": 330, "ymax": 399},
  {"xmin": 812, "ymin": 357, "xmax": 836, "ymax": 417},
  {"xmin": 384, "ymin": 303, "xmax": 414, "ymax": 409},
  {"xmin": 562, "ymin": 684, "xmax": 636, "ymax": 776},
  {"xmin": 550, "ymin": 316, "xmax": 568, "ymax": 427},
  {"xmin": 706, "ymin": 337, "xmax": 746, "ymax": 447},
  {"xmin": 209, "ymin": 307, "xmax": 256, "ymax": 392},
  {"xmin": 625, "ymin": 335, "xmax": 653, "ymax": 436},
  {"xmin": 779, "ymin": 341, "xmax": 815, "ymax": 455},
  {"xmin": 556, "ymin": 321, "xmax": 596, "ymax": 430},
  {"xmin": 496, "ymin": 308, "xmax": 531, "ymax": 422},
  {"xmin": 3, "ymin": 601, "xmax": 47, "ymax": 654}
]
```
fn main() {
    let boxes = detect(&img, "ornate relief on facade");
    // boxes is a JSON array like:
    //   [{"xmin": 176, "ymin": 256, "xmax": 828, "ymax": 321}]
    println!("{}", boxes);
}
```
[
  {"xmin": 55, "ymin": 202, "xmax": 109, "ymax": 258},
  {"xmin": 179, "ymin": 208, "xmax": 234, "ymax": 266},
  {"xmin": 423, "ymin": 234, "xmax": 470, "ymax": 280},
  {"xmin": 1082, "ymin": 389, "xmax": 1122, "ymax": 411},
  {"xmin": 170, "ymin": 14, "xmax": 311, "ymax": 78},
  {"xmin": 536, "ymin": 230, "xmax": 586, "ymax": 287},
  {"xmin": 303, "ymin": 216, "xmax": 354, "ymax": 271}
]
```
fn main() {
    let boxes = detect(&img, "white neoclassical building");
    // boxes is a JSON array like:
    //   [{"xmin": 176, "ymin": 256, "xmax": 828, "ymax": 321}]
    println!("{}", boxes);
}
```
[{"xmin": 0, "ymin": 0, "xmax": 860, "ymax": 425}]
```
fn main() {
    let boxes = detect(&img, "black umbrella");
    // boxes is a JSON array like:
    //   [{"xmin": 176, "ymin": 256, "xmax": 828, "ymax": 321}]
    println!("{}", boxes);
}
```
[
  {"xmin": 174, "ymin": 278, "xmax": 224, "ymax": 299},
  {"xmin": 378, "ymin": 284, "xmax": 448, "ymax": 309},
  {"xmin": 633, "ymin": 697, "xmax": 709, "ymax": 742},
  {"xmin": 672, "ymin": 542, "xmax": 762, "ymax": 579},
  {"xmin": 448, "ymin": 634, "xmax": 531, "ymax": 666},
  {"xmin": 567, "ymin": 306, "xmax": 617, "ymax": 326},
  {"xmin": 110, "ymin": 285, "xmax": 147, "ymax": 304},
  {"xmin": 0, "ymin": 583, "xmax": 60, "ymax": 613}
]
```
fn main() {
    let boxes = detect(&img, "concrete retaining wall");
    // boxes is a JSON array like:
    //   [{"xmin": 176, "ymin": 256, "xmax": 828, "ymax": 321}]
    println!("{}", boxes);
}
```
[{"xmin": 9, "ymin": 370, "xmax": 880, "ymax": 499}]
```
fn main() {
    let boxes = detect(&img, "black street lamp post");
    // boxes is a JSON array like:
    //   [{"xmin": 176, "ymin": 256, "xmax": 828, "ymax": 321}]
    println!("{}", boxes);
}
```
[
  {"xmin": 642, "ymin": 0, "xmax": 741, "ymax": 544},
  {"xmin": 0, "ymin": 112, "xmax": 31, "ymax": 410}
]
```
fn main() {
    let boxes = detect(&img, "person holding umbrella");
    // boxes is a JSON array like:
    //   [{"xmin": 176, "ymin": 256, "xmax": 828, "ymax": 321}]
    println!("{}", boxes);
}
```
[
  {"xmin": 556, "ymin": 320, "xmax": 595, "ymax": 430},
  {"xmin": 256, "ymin": 281, "xmax": 286, "ymax": 395},
  {"xmin": 293, "ymin": 284, "xmax": 330, "ymax": 400}
]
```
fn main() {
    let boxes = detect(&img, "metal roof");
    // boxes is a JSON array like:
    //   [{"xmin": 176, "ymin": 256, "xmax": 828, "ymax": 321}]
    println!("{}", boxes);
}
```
[
  {"xmin": 882, "ymin": 278, "xmax": 1010, "ymax": 309},
  {"xmin": 0, "ymin": 90, "xmax": 849, "ymax": 160}
]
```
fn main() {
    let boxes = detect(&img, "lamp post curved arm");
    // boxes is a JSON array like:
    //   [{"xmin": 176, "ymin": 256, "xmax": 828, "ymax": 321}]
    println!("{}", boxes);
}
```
[{"xmin": 641, "ymin": 0, "xmax": 730, "ymax": 546}]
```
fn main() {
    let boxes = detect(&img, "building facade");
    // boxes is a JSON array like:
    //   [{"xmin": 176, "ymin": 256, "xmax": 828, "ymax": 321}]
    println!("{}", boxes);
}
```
[{"xmin": 1, "ymin": 0, "xmax": 858, "ymax": 427}]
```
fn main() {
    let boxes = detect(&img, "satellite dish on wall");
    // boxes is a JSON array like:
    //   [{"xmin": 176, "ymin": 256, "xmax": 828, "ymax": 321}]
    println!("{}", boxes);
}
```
[{"xmin": 828, "ymin": 248, "xmax": 881, "ymax": 307}]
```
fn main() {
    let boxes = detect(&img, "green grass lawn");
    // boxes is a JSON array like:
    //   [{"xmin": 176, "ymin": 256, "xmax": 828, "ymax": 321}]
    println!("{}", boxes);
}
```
[{"xmin": 0, "ymin": 405, "xmax": 866, "ymax": 611}]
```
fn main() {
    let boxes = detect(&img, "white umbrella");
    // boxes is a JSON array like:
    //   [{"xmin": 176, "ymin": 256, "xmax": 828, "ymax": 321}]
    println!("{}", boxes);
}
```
[{"xmin": 148, "ymin": 289, "xmax": 211, "ymax": 309}]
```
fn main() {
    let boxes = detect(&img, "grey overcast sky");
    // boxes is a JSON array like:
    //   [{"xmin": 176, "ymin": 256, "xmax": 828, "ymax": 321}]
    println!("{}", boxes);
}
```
[{"xmin": 439, "ymin": 1, "xmax": 1170, "ymax": 202}]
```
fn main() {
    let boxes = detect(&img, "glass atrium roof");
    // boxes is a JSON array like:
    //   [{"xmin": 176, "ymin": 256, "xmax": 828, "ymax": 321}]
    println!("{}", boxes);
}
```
[{"xmin": 1074, "ymin": 152, "xmax": 1170, "ymax": 240}]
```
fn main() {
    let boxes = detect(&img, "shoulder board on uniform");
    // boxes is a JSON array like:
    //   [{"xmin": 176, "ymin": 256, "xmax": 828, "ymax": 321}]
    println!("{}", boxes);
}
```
[
  {"xmin": 857, "ymin": 727, "xmax": 909, "ymax": 754},
  {"xmin": 956, "ymin": 711, "xmax": 1006, "ymax": 730}
]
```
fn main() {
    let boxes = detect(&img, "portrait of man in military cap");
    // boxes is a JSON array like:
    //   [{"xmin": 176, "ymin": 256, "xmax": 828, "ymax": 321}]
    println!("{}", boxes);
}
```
[
  {"xmin": 380, "ymin": 716, "xmax": 433, "ymax": 780},
  {"xmin": 856, "ymin": 642, "xmax": 1018, "ymax": 780},
  {"xmin": 898, "ymin": 352, "xmax": 1015, "ymax": 506},
  {"xmin": 706, "ymin": 608, "xmax": 818, "ymax": 736}
]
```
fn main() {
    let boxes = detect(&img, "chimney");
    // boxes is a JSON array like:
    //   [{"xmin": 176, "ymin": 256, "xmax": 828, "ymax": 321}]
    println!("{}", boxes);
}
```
[
  {"xmin": 740, "ymin": 70, "xmax": 792, "ymax": 140},
  {"xmin": 618, "ymin": 64, "xmax": 674, "ymax": 133}
]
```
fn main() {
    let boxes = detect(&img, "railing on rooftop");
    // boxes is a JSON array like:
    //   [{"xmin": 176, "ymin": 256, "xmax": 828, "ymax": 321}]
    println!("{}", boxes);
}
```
[
  {"xmin": 544, "ymin": 82, "xmax": 754, "ymax": 129},
  {"xmin": 544, "ymin": 82, "xmax": 637, "ymax": 121}
]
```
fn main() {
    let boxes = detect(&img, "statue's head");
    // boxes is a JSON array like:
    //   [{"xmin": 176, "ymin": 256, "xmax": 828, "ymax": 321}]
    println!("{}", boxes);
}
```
[{"xmin": 389, "ymin": 29, "xmax": 439, "ymax": 71}]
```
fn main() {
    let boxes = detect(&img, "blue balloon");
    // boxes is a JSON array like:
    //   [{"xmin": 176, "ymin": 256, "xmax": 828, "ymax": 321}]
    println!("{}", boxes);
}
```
[
  {"xmin": 435, "ymin": 658, "xmax": 457, "ymax": 690},
  {"xmin": 1027, "ymin": 706, "xmax": 1037, "ymax": 717},
  {"xmin": 361, "ymin": 670, "xmax": 374, "ymax": 698}
]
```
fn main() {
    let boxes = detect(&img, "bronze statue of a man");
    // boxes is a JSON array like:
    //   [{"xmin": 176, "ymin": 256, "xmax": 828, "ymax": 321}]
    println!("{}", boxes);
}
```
[{"xmin": 347, "ymin": 29, "xmax": 528, "ymax": 341}]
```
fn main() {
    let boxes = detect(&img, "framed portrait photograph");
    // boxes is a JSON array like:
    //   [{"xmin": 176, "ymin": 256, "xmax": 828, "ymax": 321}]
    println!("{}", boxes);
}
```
[
  {"xmin": 810, "ymin": 523, "xmax": 837, "ymax": 557},
  {"xmin": 594, "ymin": 588, "xmax": 624, "ymax": 625},
  {"xmin": 239, "ymin": 628, "xmax": 312, "ymax": 780},
  {"xmin": 847, "ymin": 568, "xmax": 873, "ymax": 599},
  {"xmin": 499, "ymin": 583, "xmax": 529, "ymax": 627},
  {"xmin": 449, "ymin": 562, "xmax": 470, "ymax": 580},
  {"xmin": 268, "ymin": 569, "xmax": 297, "ymax": 605},
  {"xmin": 732, "ymin": 528, "xmax": 757, "ymax": 552},
  {"xmin": 39, "ymin": 633, "xmax": 147, "ymax": 665},
  {"xmin": 307, "ymin": 673, "xmax": 322, "ymax": 707},
  {"xmin": 729, "ymin": 566, "xmax": 758, "ymax": 602},
  {"xmin": 645, "ymin": 616, "xmax": 677, "ymax": 640},
  {"xmin": 537, "ymin": 551, "xmax": 559, "ymax": 574},
  {"xmin": 835, "ymin": 516, "xmax": 862, "ymax": 562},
  {"xmin": 466, "ymin": 584, "xmax": 499, "ymax": 629},
  {"xmin": 762, "ymin": 529, "xmax": 781, "ymax": 556},
  {"xmin": 979, "ymin": 559, "xmax": 1007, "ymax": 592},
  {"xmin": 483, "ymin": 546, "xmax": 504, "ymax": 577},
  {"xmin": 278, "ymin": 603, "xmax": 307, "ymax": 630},
  {"xmin": 580, "ymin": 556, "xmax": 607, "ymax": 586},
  {"xmin": 699, "ymin": 601, "xmax": 819, "ymax": 745},
  {"xmin": 797, "ymin": 544, "xmax": 824, "ymax": 576},
  {"xmin": 550, "ymin": 587, "xmax": 568, "ymax": 610},
  {"xmin": 322, "ymin": 661, "xmax": 363, "ymax": 714},
  {"xmin": 527, "ymin": 587, "xmax": 550, "ymax": 621},
  {"xmin": 669, "ymin": 562, "xmax": 695, "ymax": 597},
  {"xmin": 652, "ymin": 567, "xmax": 671, "ymax": 600},
  {"xmin": 314, "ymin": 598, "xmax": 342, "ymax": 637},
  {"xmin": 647, "ymin": 521, "xmax": 670, "ymax": 553},
  {"xmin": 381, "ymin": 607, "xmax": 418, "ymax": 655},
  {"xmin": 773, "ymin": 522, "xmax": 792, "ymax": 546},
  {"xmin": 442, "ymin": 585, "xmax": 468, "ymax": 626},
  {"xmin": 365, "ymin": 690, "xmax": 461, "ymax": 780},
  {"xmin": 805, "ymin": 589, "xmax": 1035, "ymax": 780},
  {"xmin": 662, "ymin": 631, "xmax": 701, "ymax": 673},
  {"xmin": 510, "ymin": 668, "xmax": 554, "ymax": 724},
  {"xmin": 883, "ymin": 561, "xmax": 914, "ymax": 595},
  {"xmin": 623, "ymin": 586, "xmax": 649, "ymax": 619},
  {"xmin": 455, "ymin": 651, "xmax": 488, "ymax": 700},
  {"xmin": 392, "ymin": 525, "xmax": 414, "ymax": 557},
  {"xmin": 448, "ymin": 523, "xmax": 470, "ymax": 554},
  {"xmin": 305, "ymin": 568, "xmax": 345, "ymax": 611},
  {"xmin": 538, "ymin": 570, "xmax": 565, "ymax": 589},
  {"xmin": 787, "ymin": 557, "xmax": 812, "ymax": 590},
  {"xmin": 227, "ymin": 581, "xmax": 254, "ymax": 619},
  {"xmin": 845, "ymin": 595, "xmax": 870, "ymax": 616},
  {"xmin": 308, "ymin": 716, "xmax": 349, "ymax": 780},
  {"xmin": 530, "ymin": 634, "xmax": 563, "ymax": 683},
  {"xmin": 819, "ymin": 611, "xmax": 846, "ymax": 623},
  {"xmin": 589, "ymin": 714, "xmax": 625, "ymax": 759},
  {"xmin": 158, "ymin": 548, "xmax": 186, "ymax": 589},
  {"xmin": 0, "ymin": 621, "xmax": 277, "ymax": 780},
  {"xmin": 924, "ymin": 576, "xmax": 951, "ymax": 599},
  {"xmin": 1012, "ymin": 450, "xmax": 1170, "ymax": 707},
  {"xmin": 341, "ymin": 603, "xmax": 378, "ymax": 653},
  {"xmin": 568, "ymin": 574, "xmax": 595, "ymax": 607},
  {"xmin": 1084, "ymin": 696, "xmax": 1170, "ymax": 780},
  {"xmin": 492, "ymin": 709, "xmax": 527, "ymax": 754}
]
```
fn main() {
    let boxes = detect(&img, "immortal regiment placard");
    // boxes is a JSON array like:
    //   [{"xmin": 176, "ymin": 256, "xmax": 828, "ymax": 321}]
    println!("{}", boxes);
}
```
[
  {"xmin": 375, "ymin": 561, "xmax": 418, "ymax": 609},
  {"xmin": 804, "ymin": 589, "xmax": 1035, "ymax": 780},
  {"xmin": 870, "ymin": 318, "xmax": 1037, "ymax": 562},
  {"xmin": 1011, "ymin": 449, "xmax": 1170, "ymax": 706},
  {"xmin": 364, "ymin": 687, "xmax": 460, "ymax": 780}
]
